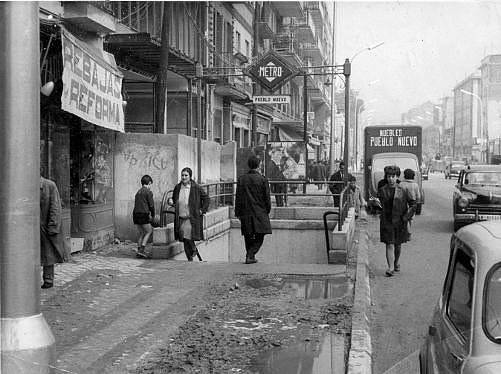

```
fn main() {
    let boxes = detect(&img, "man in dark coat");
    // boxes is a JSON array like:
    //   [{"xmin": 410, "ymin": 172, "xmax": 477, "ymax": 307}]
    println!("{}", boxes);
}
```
[
  {"xmin": 40, "ymin": 176, "xmax": 70, "ymax": 288},
  {"xmin": 235, "ymin": 155, "xmax": 272, "ymax": 264},
  {"xmin": 329, "ymin": 161, "xmax": 348, "ymax": 207}
]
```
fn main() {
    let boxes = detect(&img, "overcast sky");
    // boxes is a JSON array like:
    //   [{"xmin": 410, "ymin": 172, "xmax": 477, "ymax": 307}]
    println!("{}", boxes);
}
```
[{"xmin": 335, "ymin": 1, "xmax": 501, "ymax": 124}]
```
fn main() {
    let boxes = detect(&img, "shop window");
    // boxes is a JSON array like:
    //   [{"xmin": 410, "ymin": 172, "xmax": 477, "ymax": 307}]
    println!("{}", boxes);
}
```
[
  {"xmin": 243, "ymin": 129, "xmax": 250, "ymax": 147},
  {"xmin": 70, "ymin": 123, "xmax": 114, "ymax": 206}
]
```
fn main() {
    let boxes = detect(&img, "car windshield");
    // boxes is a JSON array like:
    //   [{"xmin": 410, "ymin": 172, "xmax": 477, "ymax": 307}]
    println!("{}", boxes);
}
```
[
  {"xmin": 484, "ymin": 264, "xmax": 501, "ymax": 342},
  {"xmin": 464, "ymin": 172, "xmax": 501, "ymax": 186},
  {"xmin": 373, "ymin": 157, "xmax": 419, "ymax": 172}
]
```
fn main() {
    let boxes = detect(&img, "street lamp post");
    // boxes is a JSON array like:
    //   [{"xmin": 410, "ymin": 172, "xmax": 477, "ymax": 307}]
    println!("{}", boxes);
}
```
[{"xmin": 461, "ymin": 89, "xmax": 487, "ymax": 163}]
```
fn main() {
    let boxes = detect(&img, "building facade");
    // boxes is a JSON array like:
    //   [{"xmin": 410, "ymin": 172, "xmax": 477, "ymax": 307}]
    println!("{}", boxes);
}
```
[{"xmin": 453, "ymin": 72, "xmax": 481, "ymax": 162}]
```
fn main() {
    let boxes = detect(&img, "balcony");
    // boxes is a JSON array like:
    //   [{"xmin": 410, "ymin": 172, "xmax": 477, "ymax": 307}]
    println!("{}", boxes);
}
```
[
  {"xmin": 258, "ymin": 21, "xmax": 275, "ymax": 40},
  {"xmin": 273, "ymin": 2, "xmax": 304, "ymax": 18},
  {"xmin": 300, "ymin": 38, "xmax": 322, "ymax": 65},
  {"xmin": 294, "ymin": 13, "xmax": 316, "ymax": 44},
  {"xmin": 304, "ymin": 2, "xmax": 326, "ymax": 28},
  {"xmin": 273, "ymin": 33, "xmax": 303, "ymax": 68}
]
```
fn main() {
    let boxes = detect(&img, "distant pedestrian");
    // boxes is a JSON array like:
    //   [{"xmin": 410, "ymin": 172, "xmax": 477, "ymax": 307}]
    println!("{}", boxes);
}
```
[
  {"xmin": 329, "ymin": 161, "xmax": 348, "ymax": 207},
  {"xmin": 347, "ymin": 175, "xmax": 367, "ymax": 218},
  {"xmin": 40, "ymin": 176, "xmax": 70, "ymax": 289},
  {"xmin": 133, "ymin": 175, "xmax": 155, "ymax": 258},
  {"xmin": 170, "ymin": 167, "xmax": 210, "ymax": 261},
  {"xmin": 235, "ymin": 155, "xmax": 272, "ymax": 264},
  {"xmin": 378, "ymin": 165, "xmax": 416, "ymax": 277}
]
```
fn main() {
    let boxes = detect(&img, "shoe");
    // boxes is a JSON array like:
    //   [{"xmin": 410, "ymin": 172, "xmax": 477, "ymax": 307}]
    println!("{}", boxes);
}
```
[
  {"xmin": 385, "ymin": 269, "xmax": 394, "ymax": 277},
  {"xmin": 41, "ymin": 282, "xmax": 53, "ymax": 289},
  {"xmin": 394, "ymin": 264, "xmax": 400, "ymax": 272},
  {"xmin": 245, "ymin": 258, "xmax": 258, "ymax": 264},
  {"xmin": 136, "ymin": 251, "xmax": 148, "ymax": 259}
]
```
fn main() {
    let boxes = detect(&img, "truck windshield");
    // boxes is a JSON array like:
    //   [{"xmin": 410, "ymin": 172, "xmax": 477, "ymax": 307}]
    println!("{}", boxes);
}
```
[{"xmin": 373, "ymin": 157, "xmax": 419, "ymax": 172}]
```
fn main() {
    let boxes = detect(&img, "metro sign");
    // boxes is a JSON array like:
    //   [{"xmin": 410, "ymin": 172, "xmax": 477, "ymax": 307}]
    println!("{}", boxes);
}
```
[{"xmin": 245, "ymin": 50, "xmax": 299, "ymax": 92}]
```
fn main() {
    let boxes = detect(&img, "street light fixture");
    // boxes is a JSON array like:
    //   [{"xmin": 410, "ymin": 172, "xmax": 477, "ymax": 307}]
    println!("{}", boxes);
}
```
[
  {"xmin": 350, "ymin": 41, "xmax": 385, "ymax": 62},
  {"xmin": 460, "ymin": 88, "xmax": 487, "ymax": 163}
]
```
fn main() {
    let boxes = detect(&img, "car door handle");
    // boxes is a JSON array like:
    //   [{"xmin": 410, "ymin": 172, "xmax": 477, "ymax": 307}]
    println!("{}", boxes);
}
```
[{"xmin": 451, "ymin": 351, "xmax": 464, "ymax": 364}]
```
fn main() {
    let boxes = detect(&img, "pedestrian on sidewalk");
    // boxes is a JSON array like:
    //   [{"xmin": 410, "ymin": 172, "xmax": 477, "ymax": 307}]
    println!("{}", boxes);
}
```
[
  {"xmin": 133, "ymin": 175, "xmax": 155, "ymax": 258},
  {"xmin": 329, "ymin": 161, "xmax": 349, "ymax": 207},
  {"xmin": 347, "ymin": 175, "xmax": 367, "ymax": 218},
  {"xmin": 170, "ymin": 167, "xmax": 210, "ymax": 261},
  {"xmin": 40, "ymin": 176, "xmax": 70, "ymax": 289},
  {"xmin": 235, "ymin": 155, "xmax": 272, "ymax": 264},
  {"xmin": 378, "ymin": 165, "xmax": 416, "ymax": 277},
  {"xmin": 399, "ymin": 168, "xmax": 421, "ymax": 239}
]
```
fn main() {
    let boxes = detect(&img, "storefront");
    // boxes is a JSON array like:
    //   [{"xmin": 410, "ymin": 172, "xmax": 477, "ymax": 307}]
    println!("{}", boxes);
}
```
[
  {"xmin": 231, "ymin": 103, "xmax": 251, "ymax": 148},
  {"xmin": 40, "ymin": 24, "xmax": 124, "ymax": 252}
]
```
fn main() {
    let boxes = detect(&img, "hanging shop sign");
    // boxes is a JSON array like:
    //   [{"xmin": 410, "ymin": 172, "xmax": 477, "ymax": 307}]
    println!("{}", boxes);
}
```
[
  {"xmin": 244, "ymin": 50, "xmax": 299, "ymax": 92},
  {"xmin": 253, "ymin": 95, "xmax": 291, "ymax": 104},
  {"xmin": 61, "ymin": 27, "xmax": 124, "ymax": 132}
]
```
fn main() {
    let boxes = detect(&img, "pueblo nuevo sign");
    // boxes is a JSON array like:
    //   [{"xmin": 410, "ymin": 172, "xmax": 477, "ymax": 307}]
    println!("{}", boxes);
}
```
[{"xmin": 245, "ymin": 50, "xmax": 299, "ymax": 92}]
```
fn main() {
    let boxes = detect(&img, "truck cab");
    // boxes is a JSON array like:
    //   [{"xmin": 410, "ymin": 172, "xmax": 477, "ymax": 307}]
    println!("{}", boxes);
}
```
[{"xmin": 367, "ymin": 152, "xmax": 425, "ymax": 214}]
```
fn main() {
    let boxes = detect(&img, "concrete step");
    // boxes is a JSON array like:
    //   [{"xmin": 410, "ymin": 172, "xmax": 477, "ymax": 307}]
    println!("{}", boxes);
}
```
[{"xmin": 150, "ymin": 242, "xmax": 183, "ymax": 259}]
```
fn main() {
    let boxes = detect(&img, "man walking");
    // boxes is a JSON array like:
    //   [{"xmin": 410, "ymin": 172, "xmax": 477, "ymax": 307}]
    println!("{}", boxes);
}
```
[
  {"xmin": 235, "ymin": 155, "xmax": 272, "ymax": 264},
  {"xmin": 329, "ymin": 161, "xmax": 347, "ymax": 207},
  {"xmin": 40, "ymin": 176, "xmax": 70, "ymax": 288}
]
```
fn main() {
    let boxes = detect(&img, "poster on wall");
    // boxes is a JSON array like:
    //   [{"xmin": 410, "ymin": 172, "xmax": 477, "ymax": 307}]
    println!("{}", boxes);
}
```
[
  {"xmin": 61, "ymin": 27, "xmax": 125, "ymax": 132},
  {"xmin": 265, "ymin": 142, "xmax": 306, "ymax": 180}
]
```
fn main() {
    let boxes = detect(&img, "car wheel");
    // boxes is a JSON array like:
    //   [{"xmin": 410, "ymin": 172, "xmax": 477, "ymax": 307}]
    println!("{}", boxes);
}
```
[{"xmin": 416, "ymin": 204, "xmax": 422, "ymax": 215}]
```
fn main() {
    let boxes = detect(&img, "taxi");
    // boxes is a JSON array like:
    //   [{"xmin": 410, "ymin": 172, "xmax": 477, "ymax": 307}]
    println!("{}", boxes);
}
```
[
  {"xmin": 420, "ymin": 221, "xmax": 501, "ymax": 373},
  {"xmin": 453, "ymin": 165, "xmax": 501, "ymax": 231}
]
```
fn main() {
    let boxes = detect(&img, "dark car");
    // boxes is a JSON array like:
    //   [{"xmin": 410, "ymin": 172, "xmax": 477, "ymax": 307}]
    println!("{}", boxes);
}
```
[
  {"xmin": 445, "ymin": 161, "xmax": 466, "ymax": 180},
  {"xmin": 420, "ymin": 221, "xmax": 501, "ymax": 374},
  {"xmin": 453, "ymin": 165, "xmax": 501, "ymax": 231}
]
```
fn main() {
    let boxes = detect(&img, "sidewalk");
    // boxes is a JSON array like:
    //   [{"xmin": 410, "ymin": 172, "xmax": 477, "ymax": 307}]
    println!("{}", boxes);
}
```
[{"xmin": 41, "ymin": 240, "xmax": 350, "ymax": 374}]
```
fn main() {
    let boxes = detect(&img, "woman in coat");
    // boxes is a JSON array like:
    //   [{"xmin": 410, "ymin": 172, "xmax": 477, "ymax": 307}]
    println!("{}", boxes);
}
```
[
  {"xmin": 378, "ymin": 165, "xmax": 416, "ymax": 277},
  {"xmin": 40, "ymin": 176, "xmax": 70, "ymax": 288},
  {"xmin": 170, "ymin": 167, "xmax": 210, "ymax": 261},
  {"xmin": 235, "ymin": 155, "xmax": 272, "ymax": 264}
]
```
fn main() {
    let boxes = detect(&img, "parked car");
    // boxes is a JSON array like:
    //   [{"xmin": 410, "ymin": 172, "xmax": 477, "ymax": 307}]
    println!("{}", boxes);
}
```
[
  {"xmin": 420, "ymin": 221, "xmax": 501, "ymax": 374},
  {"xmin": 446, "ymin": 161, "xmax": 466, "ymax": 179},
  {"xmin": 453, "ymin": 165, "xmax": 501, "ymax": 231}
]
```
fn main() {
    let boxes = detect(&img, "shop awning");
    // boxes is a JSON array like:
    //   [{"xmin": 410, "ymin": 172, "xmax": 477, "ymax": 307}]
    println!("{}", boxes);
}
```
[{"xmin": 61, "ymin": 27, "xmax": 125, "ymax": 132}]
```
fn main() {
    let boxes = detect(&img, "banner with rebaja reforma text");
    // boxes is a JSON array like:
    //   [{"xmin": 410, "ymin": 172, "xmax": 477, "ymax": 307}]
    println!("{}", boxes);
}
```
[{"xmin": 61, "ymin": 27, "xmax": 124, "ymax": 132}]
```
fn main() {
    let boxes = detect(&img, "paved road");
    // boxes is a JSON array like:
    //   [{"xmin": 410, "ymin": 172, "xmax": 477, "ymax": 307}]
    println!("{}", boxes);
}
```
[{"xmin": 367, "ymin": 172, "xmax": 457, "ymax": 373}]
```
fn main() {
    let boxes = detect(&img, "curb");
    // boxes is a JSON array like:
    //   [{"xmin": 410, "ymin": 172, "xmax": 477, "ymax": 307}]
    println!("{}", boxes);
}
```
[{"xmin": 347, "ymin": 225, "xmax": 372, "ymax": 374}]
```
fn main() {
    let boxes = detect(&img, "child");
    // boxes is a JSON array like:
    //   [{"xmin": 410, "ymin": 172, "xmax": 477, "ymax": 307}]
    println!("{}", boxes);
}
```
[
  {"xmin": 347, "ymin": 175, "xmax": 367, "ymax": 218},
  {"xmin": 132, "ymin": 175, "xmax": 155, "ymax": 258}
]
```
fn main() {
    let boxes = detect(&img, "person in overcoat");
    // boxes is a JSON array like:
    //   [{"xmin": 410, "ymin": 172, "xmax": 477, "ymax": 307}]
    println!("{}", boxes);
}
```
[
  {"xmin": 378, "ymin": 165, "xmax": 416, "ymax": 277},
  {"xmin": 170, "ymin": 167, "xmax": 210, "ymax": 261},
  {"xmin": 40, "ymin": 176, "xmax": 70, "ymax": 288},
  {"xmin": 235, "ymin": 155, "xmax": 272, "ymax": 264},
  {"xmin": 329, "ymin": 161, "xmax": 348, "ymax": 207}
]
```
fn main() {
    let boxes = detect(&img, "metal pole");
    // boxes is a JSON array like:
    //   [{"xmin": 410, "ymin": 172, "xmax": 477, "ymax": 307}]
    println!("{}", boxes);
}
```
[
  {"xmin": 1, "ymin": 3, "xmax": 56, "ymax": 372},
  {"xmin": 343, "ymin": 59, "xmax": 351, "ymax": 187},
  {"xmin": 197, "ymin": 78, "xmax": 202, "ymax": 182},
  {"xmin": 329, "ymin": 2, "xmax": 336, "ymax": 174},
  {"xmin": 156, "ymin": 2, "xmax": 170, "ymax": 134},
  {"xmin": 187, "ymin": 78, "xmax": 192, "ymax": 136},
  {"xmin": 251, "ymin": 1, "xmax": 261, "ymax": 147},
  {"xmin": 303, "ymin": 73, "xmax": 308, "ymax": 194}
]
